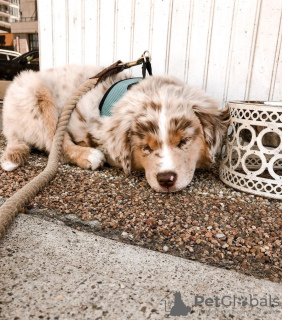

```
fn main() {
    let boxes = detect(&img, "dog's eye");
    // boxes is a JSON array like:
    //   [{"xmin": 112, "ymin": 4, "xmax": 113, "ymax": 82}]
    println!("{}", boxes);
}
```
[
  {"xmin": 141, "ymin": 144, "xmax": 152, "ymax": 153},
  {"xmin": 178, "ymin": 137, "xmax": 192, "ymax": 148}
]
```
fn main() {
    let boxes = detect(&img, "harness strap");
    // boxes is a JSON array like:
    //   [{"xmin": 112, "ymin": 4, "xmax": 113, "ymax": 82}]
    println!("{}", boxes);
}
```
[
  {"xmin": 90, "ymin": 51, "xmax": 152, "ymax": 83},
  {"xmin": 99, "ymin": 77, "xmax": 143, "ymax": 117},
  {"xmin": 90, "ymin": 60, "xmax": 125, "ymax": 84}
]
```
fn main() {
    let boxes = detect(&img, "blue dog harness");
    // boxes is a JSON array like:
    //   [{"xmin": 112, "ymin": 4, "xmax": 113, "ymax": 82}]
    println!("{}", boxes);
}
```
[
  {"xmin": 98, "ymin": 51, "xmax": 152, "ymax": 116},
  {"xmin": 99, "ymin": 77, "xmax": 143, "ymax": 117}
]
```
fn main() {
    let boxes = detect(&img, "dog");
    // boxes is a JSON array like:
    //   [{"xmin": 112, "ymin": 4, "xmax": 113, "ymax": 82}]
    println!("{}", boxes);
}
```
[
  {"xmin": 1, "ymin": 65, "xmax": 230, "ymax": 192},
  {"xmin": 170, "ymin": 291, "xmax": 191, "ymax": 316}
]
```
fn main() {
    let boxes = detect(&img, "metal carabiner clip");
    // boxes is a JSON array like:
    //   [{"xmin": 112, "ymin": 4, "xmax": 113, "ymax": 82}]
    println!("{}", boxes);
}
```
[
  {"xmin": 117, "ymin": 51, "xmax": 152, "ymax": 77},
  {"xmin": 142, "ymin": 50, "xmax": 151, "ymax": 62},
  {"xmin": 142, "ymin": 50, "xmax": 152, "ymax": 77}
]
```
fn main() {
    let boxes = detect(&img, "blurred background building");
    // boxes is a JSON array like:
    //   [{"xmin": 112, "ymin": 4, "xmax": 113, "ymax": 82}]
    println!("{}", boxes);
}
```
[
  {"xmin": 0, "ymin": 0, "xmax": 38, "ymax": 53},
  {"xmin": 0, "ymin": 0, "xmax": 20, "ymax": 33}
]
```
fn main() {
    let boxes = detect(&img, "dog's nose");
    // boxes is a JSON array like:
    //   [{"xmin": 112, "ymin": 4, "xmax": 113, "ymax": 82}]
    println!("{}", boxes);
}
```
[{"xmin": 157, "ymin": 171, "xmax": 177, "ymax": 188}]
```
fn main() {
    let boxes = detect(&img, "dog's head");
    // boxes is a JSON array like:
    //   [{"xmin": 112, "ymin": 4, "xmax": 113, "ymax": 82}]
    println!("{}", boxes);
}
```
[{"xmin": 102, "ymin": 76, "xmax": 230, "ymax": 192}]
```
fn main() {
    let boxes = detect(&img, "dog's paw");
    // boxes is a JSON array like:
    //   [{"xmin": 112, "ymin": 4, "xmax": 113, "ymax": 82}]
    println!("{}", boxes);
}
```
[
  {"xmin": 87, "ymin": 149, "xmax": 105, "ymax": 170},
  {"xmin": 1, "ymin": 161, "xmax": 19, "ymax": 171}
]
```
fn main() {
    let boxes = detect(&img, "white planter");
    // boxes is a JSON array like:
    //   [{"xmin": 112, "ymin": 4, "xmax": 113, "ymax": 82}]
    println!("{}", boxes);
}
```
[{"xmin": 219, "ymin": 101, "xmax": 282, "ymax": 200}]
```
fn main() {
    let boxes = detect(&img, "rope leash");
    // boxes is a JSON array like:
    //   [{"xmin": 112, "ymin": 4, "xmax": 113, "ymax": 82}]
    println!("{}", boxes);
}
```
[
  {"xmin": 0, "ymin": 52, "xmax": 152, "ymax": 239},
  {"xmin": 0, "ymin": 78, "xmax": 99, "ymax": 239}
]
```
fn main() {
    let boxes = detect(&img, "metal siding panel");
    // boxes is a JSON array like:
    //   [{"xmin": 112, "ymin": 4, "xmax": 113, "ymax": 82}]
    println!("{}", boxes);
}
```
[
  {"xmin": 269, "ymin": 6, "xmax": 282, "ymax": 101},
  {"xmin": 99, "ymin": 0, "xmax": 115, "ymax": 65},
  {"xmin": 68, "ymin": 0, "xmax": 83, "ymax": 64},
  {"xmin": 167, "ymin": 0, "xmax": 191, "ymax": 79},
  {"xmin": 272, "ymin": 48, "xmax": 282, "ymax": 101},
  {"xmin": 115, "ymin": 0, "xmax": 132, "ymax": 62},
  {"xmin": 52, "ymin": 0, "xmax": 68, "ymax": 67},
  {"xmin": 150, "ymin": 0, "xmax": 171, "ymax": 75},
  {"xmin": 227, "ymin": 0, "xmax": 261, "ymax": 102},
  {"xmin": 248, "ymin": 0, "xmax": 282, "ymax": 100},
  {"xmin": 131, "ymin": 0, "xmax": 151, "ymax": 77},
  {"xmin": 185, "ymin": 0, "xmax": 214, "ymax": 88},
  {"xmin": 38, "ymin": 0, "xmax": 54, "ymax": 69},
  {"xmin": 272, "ymin": 30, "xmax": 282, "ymax": 101},
  {"xmin": 84, "ymin": 0, "xmax": 99, "ymax": 65},
  {"xmin": 38, "ymin": 0, "xmax": 282, "ymax": 104},
  {"xmin": 205, "ymin": 0, "xmax": 235, "ymax": 105}
]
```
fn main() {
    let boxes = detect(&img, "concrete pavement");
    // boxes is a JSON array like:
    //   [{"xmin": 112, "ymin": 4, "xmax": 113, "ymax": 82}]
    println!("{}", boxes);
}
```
[{"xmin": 0, "ymin": 213, "xmax": 281, "ymax": 320}]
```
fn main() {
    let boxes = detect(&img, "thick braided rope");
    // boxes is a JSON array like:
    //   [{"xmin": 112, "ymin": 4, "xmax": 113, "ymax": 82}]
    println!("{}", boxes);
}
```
[{"xmin": 0, "ymin": 78, "xmax": 99, "ymax": 239}]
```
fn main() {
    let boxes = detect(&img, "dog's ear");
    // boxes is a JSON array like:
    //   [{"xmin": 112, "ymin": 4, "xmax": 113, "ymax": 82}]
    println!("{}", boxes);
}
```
[
  {"xmin": 193, "ymin": 103, "xmax": 230, "ymax": 162},
  {"xmin": 102, "ymin": 108, "xmax": 133, "ymax": 175}
]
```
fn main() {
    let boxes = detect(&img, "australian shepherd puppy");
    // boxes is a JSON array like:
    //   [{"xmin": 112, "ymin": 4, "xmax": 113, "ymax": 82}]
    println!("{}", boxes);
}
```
[{"xmin": 1, "ymin": 65, "xmax": 230, "ymax": 192}]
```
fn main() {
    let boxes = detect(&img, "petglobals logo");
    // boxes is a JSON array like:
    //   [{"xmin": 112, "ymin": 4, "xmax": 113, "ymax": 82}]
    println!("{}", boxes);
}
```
[
  {"xmin": 194, "ymin": 294, "xmax": 280, "ymax": 308},
  {"xmin": 161, "ymin": 291, "xmax": 280, "ymax": 317}
]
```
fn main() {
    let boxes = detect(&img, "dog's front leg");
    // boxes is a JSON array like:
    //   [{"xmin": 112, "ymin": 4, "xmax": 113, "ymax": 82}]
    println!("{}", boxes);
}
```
[{"xmin": 62, "ymin": 132, "xmax": 105, "ymax": 170}]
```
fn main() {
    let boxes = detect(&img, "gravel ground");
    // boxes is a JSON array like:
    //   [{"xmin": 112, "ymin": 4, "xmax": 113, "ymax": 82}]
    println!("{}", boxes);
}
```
[{"xmin": 0, "ymin": 130, "xmax": 281, "ymax": 284}]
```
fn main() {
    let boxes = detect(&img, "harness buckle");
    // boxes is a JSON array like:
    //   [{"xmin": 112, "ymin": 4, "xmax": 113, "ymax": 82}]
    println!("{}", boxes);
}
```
[{"xmin": 119, "ymin": 50, "xmax": 152, "ymax": 70}]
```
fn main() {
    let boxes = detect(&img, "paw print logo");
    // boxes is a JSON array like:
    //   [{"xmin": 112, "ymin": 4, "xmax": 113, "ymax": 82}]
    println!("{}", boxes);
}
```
[{"xmin": 237, "ymin": 296, "xmax": 248, "ymax": 307}]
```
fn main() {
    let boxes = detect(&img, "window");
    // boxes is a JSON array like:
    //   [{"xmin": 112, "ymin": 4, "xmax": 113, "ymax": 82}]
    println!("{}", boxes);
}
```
[
  {"xmin": 9, "ymin": 7, "xmax": 19, "ymax": 17},
  {"xmin": 29, "ymin": 33, "xmax": 38, "ymax": 50},
  {"xmin": 25, "ymin": 51, "xmax": 39, "ymax": 64}
]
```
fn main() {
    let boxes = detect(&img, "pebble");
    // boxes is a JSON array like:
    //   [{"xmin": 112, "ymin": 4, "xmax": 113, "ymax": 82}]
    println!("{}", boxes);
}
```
[
  {"xmin": 0, "ymin": 130, "xmax": 281, "ymax": 284},
  {"xmin": 82, "ymin": 220, "xmax": 102, "ymax": 230},
  {"xmin": 216, "ymin": 233, "xmax": 226, "ymax": 240}
]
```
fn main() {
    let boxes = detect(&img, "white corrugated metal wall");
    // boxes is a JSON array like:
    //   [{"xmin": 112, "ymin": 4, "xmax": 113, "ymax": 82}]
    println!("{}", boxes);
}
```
[{"xmin": 38, "ymin": 0, "xmax": 282, "ymax": 107}]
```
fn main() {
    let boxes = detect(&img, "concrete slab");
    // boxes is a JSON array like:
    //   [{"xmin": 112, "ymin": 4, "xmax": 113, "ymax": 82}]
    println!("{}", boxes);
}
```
[{"xmin": 0, "ymin": 214, "xmax": 281, "ymax": 320}]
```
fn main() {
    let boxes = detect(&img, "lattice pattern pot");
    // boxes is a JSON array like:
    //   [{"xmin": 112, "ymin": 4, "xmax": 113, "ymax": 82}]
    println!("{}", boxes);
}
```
[{"xmin": 219, "ymin": 101, "xmax": 282, "ymax": 200}]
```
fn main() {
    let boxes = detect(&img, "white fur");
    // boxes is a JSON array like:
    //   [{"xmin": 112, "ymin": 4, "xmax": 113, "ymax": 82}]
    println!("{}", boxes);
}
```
[
  {"xmin": 158, "ymin": 104, "xmax": 175, "ymax": 173},
  {"xmin": 88, "ymin": 149, "xmax": 105, "ymax": 170},
  {"xmin": 1, "ymin": 161, "xmax": 19, "ymax": 171}
]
